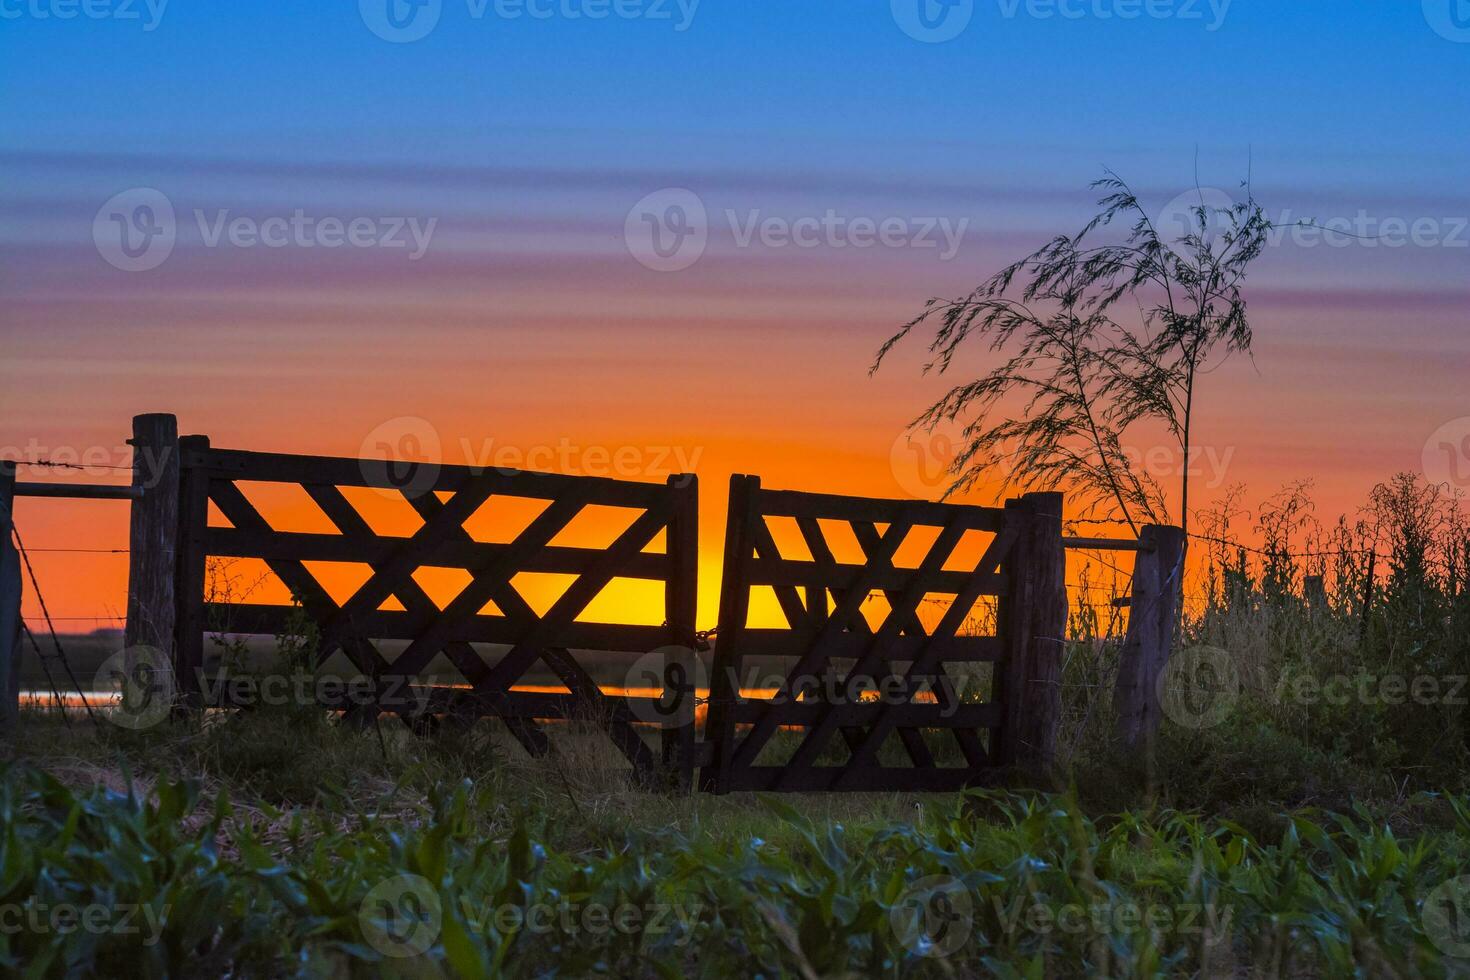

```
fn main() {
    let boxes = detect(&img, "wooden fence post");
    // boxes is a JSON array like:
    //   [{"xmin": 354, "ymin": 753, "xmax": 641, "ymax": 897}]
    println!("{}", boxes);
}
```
[
  {"xmin": 661, "ymin": 473, "xmax": 699, "ymax": 792},
  {"xmin": 1113, "ymin": 524, "xmax": 1187, "ymax": 747},
  {"xmin": 0, "ymin": 462, "xmax": 20, "ymax": 734},
  {"xmin": 1357, "ymin": 548, "xmax": 1376, "ymax": 648},
  {"xmin": 996, "ymin": 491, "xmax": 1067, "ymax": 773},
  {"xmin": 701, "ymin": 474, "xmax": 758, "ymax": 794},
  {"xmin": 125, "ymin": 414, "xmax": 179, "ymax": 665},
  {"xmin": 173, "ymin": 435, "xmax": 211, "ymax": 708},
  {"xmin": 1303, "ymin": 574, "xmax": 1327, "ymax": 615}
]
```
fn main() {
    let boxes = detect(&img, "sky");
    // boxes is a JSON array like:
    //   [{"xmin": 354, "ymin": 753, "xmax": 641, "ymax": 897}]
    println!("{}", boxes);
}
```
[{"xmin": 2, "ymin": 0, "xmax": 1469, "ymax": 630}]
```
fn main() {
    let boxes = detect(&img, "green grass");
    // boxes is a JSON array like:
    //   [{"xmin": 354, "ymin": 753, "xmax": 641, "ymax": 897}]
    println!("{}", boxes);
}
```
[
  {"xmin": 4, "ymin": 728, "xmax": 1470, "ymax": 977},
  {"xmin": 5, "ymin": 707, "xmax": 1470, "ymax": 978}
]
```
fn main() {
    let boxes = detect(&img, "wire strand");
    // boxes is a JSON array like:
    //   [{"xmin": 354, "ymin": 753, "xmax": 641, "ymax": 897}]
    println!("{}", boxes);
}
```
[
  {"xmin": 5, "ymin": 457, "xmax": 133, "ymax": 472},
  {"xmin": 9, "ymin": 523, "xmax": 101, "ymax": 726},
  {"xmin": 18, "ymin": 620, "xmax": 74, "ymax": 730}
]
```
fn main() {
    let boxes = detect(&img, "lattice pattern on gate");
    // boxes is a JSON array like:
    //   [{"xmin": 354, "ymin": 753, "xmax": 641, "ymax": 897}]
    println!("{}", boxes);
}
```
[
  {"xmin": 172, "ymin": 438, "xmax": 698, "ymax": 787},
  {"xmin": 702, "ymin": 475, "xmax": 1025, "ymax": 793}
]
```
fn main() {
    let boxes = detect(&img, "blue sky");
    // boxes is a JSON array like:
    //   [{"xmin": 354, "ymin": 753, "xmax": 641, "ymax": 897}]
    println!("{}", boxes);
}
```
[{"xmin": 5, "ymin": 2, "xmax": 1467, "ymax": 183}]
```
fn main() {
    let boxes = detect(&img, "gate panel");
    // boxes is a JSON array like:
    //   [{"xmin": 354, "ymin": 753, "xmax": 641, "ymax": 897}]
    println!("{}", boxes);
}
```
[
  {"xmin": 173, "ymin": 437, "xmax": 698, "ymax": 788},
  {"xmin": 703, "ymin": 475, "xmax": 1023, "ymax": 793}
]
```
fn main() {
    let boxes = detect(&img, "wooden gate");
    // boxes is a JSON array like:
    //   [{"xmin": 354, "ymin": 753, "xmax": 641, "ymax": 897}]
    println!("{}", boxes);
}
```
[
  {"xmin": 172, "ymin": 437, "xmax": 699, "ymax": 787},
  {"xmin": 702, "ymin": 477, "xmax": 1064, "ymax": 793}
]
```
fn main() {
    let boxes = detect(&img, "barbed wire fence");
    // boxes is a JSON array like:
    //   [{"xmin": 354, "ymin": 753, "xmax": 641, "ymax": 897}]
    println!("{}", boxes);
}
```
[{"xmin": 3, "ymin": 459, "xmax": 125, "ymax": 724}]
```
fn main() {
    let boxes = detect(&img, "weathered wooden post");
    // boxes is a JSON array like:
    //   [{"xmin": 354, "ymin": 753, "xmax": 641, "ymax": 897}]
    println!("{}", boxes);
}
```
[
  {"xmin": 1303, "ymin": 574, "xmax": 1327, "ymax": 616},
  {"xmin": 995, "ymin": 491, "xmax": 1067, "ymax": 773},
  {"xmin": 170, "ymin": 434, "xmax": 211, "ymax": 710},
  {"xmin": 1113, "ymin": 524, "xmax": 1187, "ymax": 747},
  {"xmin": 1357, "ymin": 548, "xmax": 1376, "ymax": 648},
  {"xmin": 0, "ymin": 462, "xmax": 20, "ymax": 734},
  {"xmin": 701, "ymin": 474, "xmax": 758, "ymax": 794},
  {"xmin": 124, "ymin": 414, "xmax": 180, "ymax": 663},
  {"xmin": 661, "ymin": 472, "xmax": 699, "ymax": 792}
]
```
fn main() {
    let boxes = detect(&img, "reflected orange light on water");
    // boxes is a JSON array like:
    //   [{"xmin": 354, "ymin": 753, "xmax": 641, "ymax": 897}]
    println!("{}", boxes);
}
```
[{"xmin": 23, "ymin": 685, "xmax": 946, "ymax": 733}]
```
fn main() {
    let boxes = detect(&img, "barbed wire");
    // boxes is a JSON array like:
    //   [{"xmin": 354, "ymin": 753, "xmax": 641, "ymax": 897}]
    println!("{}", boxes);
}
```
[
  {"xmin": 1185, "ymin": 530, "xmax": 1375, "ymax": 561},
  {"xmin": 9, "ymin": 523, "xmax": 101, "ymax": 726},
  {"xmin": 1081, "ymin": 520, "xmax": 1464, "ymax": 573},
  {"xmin": 3, "ymin": 457, "xmax": 133, "ymax": 472},
  {"xmin": 19, "ymin": 620, "xmax": 74, "ymax": 730},
  {"xmin": 30, "ymin": 616, "xmax": 126, "ymax": 622},
  {"xmin": 1063, "ymin": 519, "xmax": 1377, "ymax": 562}
]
